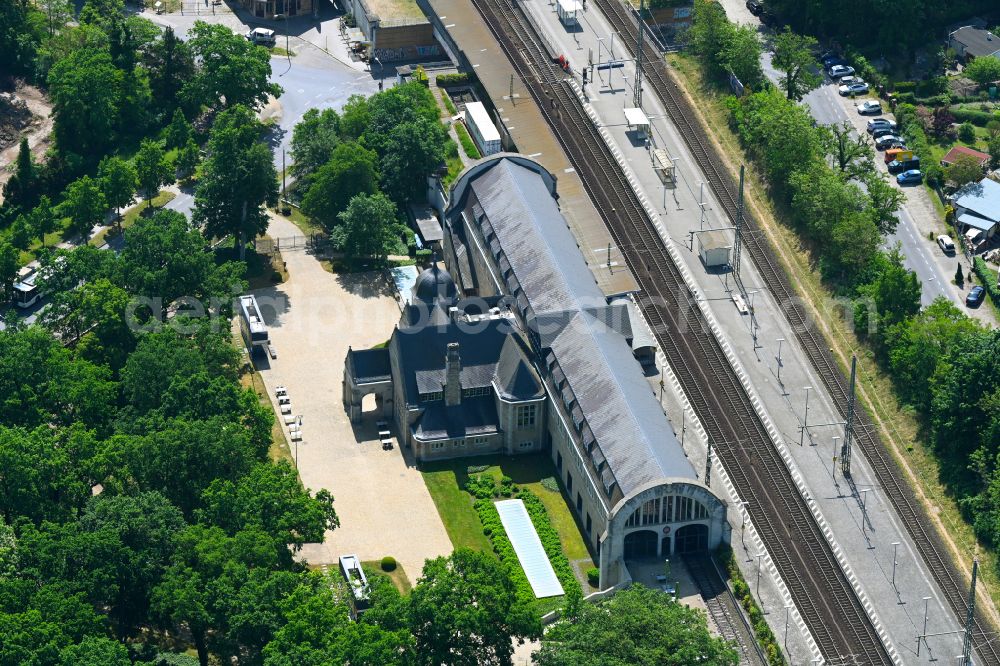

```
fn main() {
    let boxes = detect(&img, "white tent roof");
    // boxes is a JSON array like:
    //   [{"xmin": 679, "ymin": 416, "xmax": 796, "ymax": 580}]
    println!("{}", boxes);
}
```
[
  {"xmin": 624, "ymin": 107, "xmax": 649, "ymax": 127},
  {"xmin": 495, "ymin": 499, "xmax": 565, "ymax": 598}
]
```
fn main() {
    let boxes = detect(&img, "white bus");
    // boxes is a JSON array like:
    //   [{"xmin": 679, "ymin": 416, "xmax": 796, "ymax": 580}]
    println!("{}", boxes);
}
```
[
  {"xmin": 12, "ymin": 269, "xmax": 40, "ymax": 309},
  {"xmin": 238, "ymin": 294, "xmax": 269, "ymax": 354}
]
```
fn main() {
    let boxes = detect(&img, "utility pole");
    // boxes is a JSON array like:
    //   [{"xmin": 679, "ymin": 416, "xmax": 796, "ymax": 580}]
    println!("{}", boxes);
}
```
[
  {"xmin": 733, "ymin": 165, "xmax": 745, "ymax": 282},
  {"xmin": 842, "ymin": 355, "xmax": 857, "ymax": 477},
  {"xmin": 632, "ymin": 0, "xmax": 645, "ymax": 108},
  {"xmin": 963, "ymin": 559, "xmax": 978, "ymax": 666}
]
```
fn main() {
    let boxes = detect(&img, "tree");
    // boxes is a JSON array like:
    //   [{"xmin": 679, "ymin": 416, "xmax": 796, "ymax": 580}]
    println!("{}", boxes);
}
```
[
  {"xmin": 0, "ymin": 0, "xmax": 44, "ymax": 75},
  {"xmin": 772, "ymin": 28, "xmax": 821, "ymax": 101},
  {"xmin": 59, "ymin": 175, "xmax": 107, "ymax": 239},
  {"xmin": 864, "ymin": 173, "xmax": 905, "ymax": 235},
  {"xmin": 830, "ymin": 211, "xmax": 881, "ymax": 281},
  {"xmin": 379, "ymin": 118, "xmax": 447, "ymax": 203},
  {"xmin": 719, "ymin": 23, "xmax": 763, "ymax": 90},
  {"xmin": 36, "ymin": 0, "xmax": 73, "ymax": 37},
  {"xmin": 193, "ymin": 105, "xmax": 278, "ymax": 260},
  {"xmin": 338, "ymin": 94, "xmax": 370, "ymax": 141},
  {"xmin": 535, "ymin": 585, "xmax": 738, "ymax": 666},
  {"xmin": 958, "ymin": 121, "xmax": 977, "ymax": 143},
  {"xmin": 146, "ymin": 26, "xmax": 195, "ymax": 116},
  {"xmin": 30, "ymin": 195, "xmax": 57, "ymax": 248},
  {"xmin": 854, "ymin": 248, "xmax": 921, "ymax": 348},
  {"xmin": 823, "ymin": 121, "xmax": 875, "ymax": 181},
  {"xmin": 183, "ymin": 21, "xmax": 282, "ymax": 111},
  {"xmin": 408, "ymin": 548, "xmax": 540, "ymax": 665},
  {"xmin": 688, "ymin": 0, "xmax": 731, "ymax": 75},
  {"xmin": 965, "ymin": 56, "xmax": 1000, "ymax": 87},
  {"xmin": 2, "ymin": 138, "xmax": 37, "ymax": 210},
  {"xmin": 165, "ymin": 108, "xmax": 193, "ymax": 150},
  {"xmin": 301, "ymin": 143, "xmax": 379, "ymax": 229},
  {"xmin": 135, "ymin": 139, "xmax": 174, "ymax": 207},
  {"xmin": 177, "ymin": 138, "xmax": 201, "ymax": 180},
  {"xmin": 333, "ymin": 193, "xmax": 398, "ymax": 262},
  {"xmin": 290, "ymin": 107, "xmax": 341, "ymax": 184},
  {"xmin": 9, "ymin": 215, "xmax": 33, "ymax": 251},
  {"xmin": 929, "ymin": 106, "xmax": 956, "ymax": 138},
  {"xmin": 989, "ymin": 133, "xmax": 1000, "ymax": 170},
  {"xmin": 98, "ymin": 155, "xmax": 138, "ymax": 224},
  {"xmin": 948, "ymin": 153, "xmax": 984, "ymax": 187},
  {"xmin": 956, "ymin": 262, "xmax": 965, "ymax": 286},
  {"xmin": 0, "ymin": 241, "xmax": 18, "ymax": 302},
  {"xmin": 48, "ymin": 45, "xmax": 123, "ymax": 159},
  {"xmin": 59, "ymin": 636, "xmax": 131, "ymax": 666}
]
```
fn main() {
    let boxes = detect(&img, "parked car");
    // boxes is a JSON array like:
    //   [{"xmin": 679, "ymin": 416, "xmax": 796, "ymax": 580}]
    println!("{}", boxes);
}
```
[
  {"xmin": 245, "ymin": 27, "xmax": 276, "ymax": 46},
  {"xmin": 828, "ymin": 65, "xmax": 855, "ymax": 78},
  {"xmin": 936, "ymin": 235, "xmax": 955, "ymax": 254},
  {"xmin": 888, "ymin": 157, "xmax": 920, "ymax": 174},
  {"xmin": 746, "ymin": 0, "xmax": 763, "ymax": 15},
  {"xmin": 839, "ymin": 82, "xmax": 870, "ymax": 96},
  {"xmin": 875, "ymin": 135, "xmax": 905, "ymax": 150},
  {"xmin": 821, "ymin": 52, "xmax": 847, "ymax": 68},
  {"xmin": 966, "ymin": 285, "xmax": 985, "ymax": 307},
  {"xmin": 857, "ymin": 100, "xmax": 882, "ymax": 115},
  {"xmin": 867, "ymin": 118, "xmax": 897, "ymax": 133},
  {"xmin": 896, "ymin": 169, "xmax": 923, "ymax": 185},
  {"xmin": 872, "ymin": 126, "xmax": 897, "ymax": 139}
]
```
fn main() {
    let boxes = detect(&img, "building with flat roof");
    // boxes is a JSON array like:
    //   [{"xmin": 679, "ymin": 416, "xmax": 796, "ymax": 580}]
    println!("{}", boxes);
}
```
[{"xmin": 343, "ymin": 155, "xmax": 728, "ymax": 588}]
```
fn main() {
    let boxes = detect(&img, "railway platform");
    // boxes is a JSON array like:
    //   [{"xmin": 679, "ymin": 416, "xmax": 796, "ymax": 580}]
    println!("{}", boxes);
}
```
[
  {"xmin": 418, "ymin": 0, "xmax": 638, "ymax": 297},
  {"xmin": 512, "ymin": 0, "xmax": 975, "ymax": 662}
]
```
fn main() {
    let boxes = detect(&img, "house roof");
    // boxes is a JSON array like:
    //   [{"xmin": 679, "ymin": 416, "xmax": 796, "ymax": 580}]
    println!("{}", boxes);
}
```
[
  {"xmin": 347, "ymin": 348, "xmax": 392, "ymax": 384},
  {"xmin": 494, "ymin": 336, "xmax": 545, "ymax": 401},
  {"xmin": 413, "ymin": 395, "xmax": 500, "ymax": 440},
  {"xmin": 450, "ymin": 157, "xmax": 695, "ymax": 496},
  {"xmin": 955, "ymin": 178, "xmax": 1000, "ymax": 223},
  {"xmin": 958, "ymin": 213, "xmax": 997, "ymax": 232},
  {"xmin": 941, "ymin": 145, "xmax": 990, "ymax": 167},
  {"xmin": 951, "ymin": 25, "xmax": 1000, "ymax": 58}
]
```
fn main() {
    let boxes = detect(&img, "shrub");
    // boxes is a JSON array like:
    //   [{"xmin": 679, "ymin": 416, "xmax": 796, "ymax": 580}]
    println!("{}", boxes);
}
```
[
  {"xmin": 959, "ymin": 122, "xmax": 977, "ymax": 142},
  {"xmin": 465, "ymin": 473, "xmax": 498, "ymax": 499},
  {"xmin": 415, "ymin": 248, "xmax": 432, "ymax": 263},
  {"xmin": 925, "ymin": 163, "xmax": 944, "ymax": 187},
  {"xmin": 455, "ymin": 122, "xmax": 482, "ymax": 160},
  {"xmin": 380, "ymin": 556, "xmax": 397, "ymax": 572},
  {"xmin": 973, "ymin": 257, "xmax": 1000, "ymax": 305},
  {"xmin": 586, "ymin": 567, "xmax": 600, "ymax": 587},
  {"xmin": 436, "ymin": 72, "xmax": 470, "ymax": 87},
  {"xmin": 952, "ymin": 107, "xmax": 995, "ymax": 127},
  {"xmin": 467, "ymin": 464, "xmax": 490, "ymax": 474}
]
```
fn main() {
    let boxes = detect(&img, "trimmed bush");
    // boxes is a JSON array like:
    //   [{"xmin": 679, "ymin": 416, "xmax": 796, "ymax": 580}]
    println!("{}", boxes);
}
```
[
  {"xmin": 455, "ymin": 122, "xmax": 482, "ymax": 160},
  {"xmin": 436, "ymin": 72, "xmax": 470, "ymax": 87},
  {"xmin": 586, "ymin": 567, "xmax": 600, "ymax": 587},
  {"xmin": 951, "ymin": 107, "xmax": 998, "ymax": 127},
  {"xmin": 540, "ymin": 476, "xmax": 560, "ymax": 492},
  {"xmin": 467, "ymin": 464, "xmax": 490, "ymax": 474},
  {"xmin": 958, "ymin": 122, "xmax": 977, "ymax": 143},
  {"xmin": 973, "ymin": 257, "xmax": 1000, "ymax": 305},
  {"xmin": 380, "ymin": 556, "xmax": 397, "ymax": 572}
]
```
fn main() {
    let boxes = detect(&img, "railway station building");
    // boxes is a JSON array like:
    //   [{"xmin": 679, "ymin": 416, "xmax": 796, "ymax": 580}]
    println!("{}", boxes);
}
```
[{"xmin": 343, "ymin": 155, "xmax": 728, "ymax": 587}]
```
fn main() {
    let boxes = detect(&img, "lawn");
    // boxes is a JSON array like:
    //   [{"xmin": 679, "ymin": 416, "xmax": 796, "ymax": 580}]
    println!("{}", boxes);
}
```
[
  {"xmin": 363, "ymin": 560, "xmax": 413, "ymax": 595},
  {"xmin": 420, "ymin": 453, "xmax": 595, "ymax": 566},
  {"xmin": 90, "ymin": 190, "xmax": 177, "ymax": 247}
]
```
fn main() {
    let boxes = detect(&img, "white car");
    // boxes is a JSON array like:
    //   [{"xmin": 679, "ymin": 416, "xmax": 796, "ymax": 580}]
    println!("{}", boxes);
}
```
[
  {"xmin": 857, "ymin": 100, "xmax": 882, "ymax": 115},
  {"xmin": 839, "ymin": 82, "xmax": 870, "ymax": 96},
  {"xmin": 936, "ymin": 235, "xmax": 955, "ymax": 254},
  {"xmin": 245, "ymin": 27, "xmax": 276, "ymax": 47},
  {"xmin": 828, "ymin": 65, "xmax": 855, "ymax": 78}
]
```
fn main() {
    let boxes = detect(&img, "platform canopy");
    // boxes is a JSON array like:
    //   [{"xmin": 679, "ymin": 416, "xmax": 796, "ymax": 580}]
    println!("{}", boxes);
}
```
[
  {"xmin": 624, "ymin": 107, "xmax": 649, "ymax": 129},
  {"xmin": 495, "ymin": 499, "xmax": 565, "ymax": 598},
  {"xmin": 557, "ymin": 0, "xmax": 582, "ymax": 13}
]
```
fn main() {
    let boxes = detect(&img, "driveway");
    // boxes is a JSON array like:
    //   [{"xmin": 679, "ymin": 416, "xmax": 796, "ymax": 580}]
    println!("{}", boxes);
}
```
[{"xmin": 254, "ymin": 213, "xmax": 453, "ymax": 583}]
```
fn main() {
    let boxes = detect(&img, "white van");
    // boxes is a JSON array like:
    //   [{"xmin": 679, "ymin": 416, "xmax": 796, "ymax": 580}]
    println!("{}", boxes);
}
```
[{"xmin": 245, "ymin": 28, "xmax": 276, "ymax": 47}]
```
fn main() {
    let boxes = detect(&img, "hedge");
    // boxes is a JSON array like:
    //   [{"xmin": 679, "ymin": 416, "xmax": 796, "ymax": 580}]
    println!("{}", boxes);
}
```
[
  {"xmin": 973, "ymin": 257, "xmax": 1000, "ymax": 305},
  {"xmin": 951, "ymin": 107, "xmax": 1000, "ymax": 127},
  {"xmin": 455, "ymin": 122, "xmax": 481, "ymax": 160},
  {"xmin": 466, "ymin": 475, "xmax": 583, "ymax": 608},
  {"xmin": 586, "ymin": 567, "xmax": 600, "ymax": 587},
  {"xmin": 719, "ymin": 546, "xmax": 784, "ymax": 666},
  {"xmin": 436, "ymin": 72, "xmax": 470, "ymax": 87}
]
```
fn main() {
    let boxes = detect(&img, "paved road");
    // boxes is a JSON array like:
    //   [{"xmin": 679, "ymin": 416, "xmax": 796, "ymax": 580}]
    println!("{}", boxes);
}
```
[{"xmin": 760, "ymin": 53, "xmax": 960, "ymax": 309}]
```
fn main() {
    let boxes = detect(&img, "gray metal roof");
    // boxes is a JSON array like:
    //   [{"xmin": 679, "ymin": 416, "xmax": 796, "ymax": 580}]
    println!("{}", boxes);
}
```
[
  {"xmin": 955, "ymin": 178, "xmax": 1000, "ymax": 223},
  {"xmin": 950, "ymin": 26, "xmax": 1000, "ymax": 58},
  {"xmin": 413, "ymin": 396, "xmax": 500, "ymax": 440},
  {"xmin": 347, "ymin": 348, "xmax": 392, "ymax": 384},
  {"xmin": 453, "ymin": 157, "xmax": 694, "ymax": 494}
]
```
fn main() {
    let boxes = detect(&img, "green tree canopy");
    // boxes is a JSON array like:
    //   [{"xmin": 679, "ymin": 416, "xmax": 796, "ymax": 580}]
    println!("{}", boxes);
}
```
[
  {"xmin": 134, "ymin": 139, "xmax": 174, "ymax": 204},
  {"xmin": 290, "ymin": 107, "xmax": 341, "ymax": 184},
  {"xmin": 183, "ymin": 21, "xmax": 282, "ymax": 111},
  {"xmin": 772, "ymin": 28, "xmax": 821, "ymax": 101},
  {"xmin": 59, "ymin": 175, "xmax": 108, "ymax": 239},
  {"xmin": 719, "ymin": 23, "xmax": 763, "ymax": 89},
  {"xmin": 48, "ymin": 45, "xmax": 123, "ymax": 159},
  {"xmin": 534, "ymin": 584, "xmax": 738, "ymax": 666},
  {"xmin": 193, "ymin": 105, "xmax": 278, "ymax": 260},
  {"xmin": 332, "ymin": 193, "xmax": 399, "ymax": 262},
  {"xmin": 964, "ymin": 56, "xmax": 1000, "ymax": 87},
  {"xmin": 145, "ymin": 26, "xmax": 195, "ymax": 116},
  {"xmin": 165, "ymin": 108, "xmax": 194, "ymax": 150},
  {"xmin": 408, "ymin": 548, "xmax": 541, "ymax": 665},
  {"xmin": 947, "ymin": 153, "xmax": 985, "ymax": 188},
  {"xmin": 301, "ymin": 142, "xmax": 379, "ymax": 229},
  {"xmin": 98, "ymin": 155, "xmax": 138, "ymax": 222}
]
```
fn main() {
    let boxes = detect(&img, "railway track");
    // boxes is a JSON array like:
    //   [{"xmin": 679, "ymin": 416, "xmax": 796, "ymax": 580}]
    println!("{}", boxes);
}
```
[
  {"xmin": 466, "ymin": 0, "xmax": 894, "ymax": 661},
  {"xmin": 684, "ymin": 554, "xmax": 768, "ymax": 666},
  {"xmin": 588, "ymin": 0, "xmax": 1000, "ymax": 661}
]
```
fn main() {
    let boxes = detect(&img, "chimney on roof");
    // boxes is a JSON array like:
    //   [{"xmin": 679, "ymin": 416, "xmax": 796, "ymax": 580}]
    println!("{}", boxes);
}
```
[{"xmin": 445, "ymin": 343, "xmax": 462, "ymax": 406}]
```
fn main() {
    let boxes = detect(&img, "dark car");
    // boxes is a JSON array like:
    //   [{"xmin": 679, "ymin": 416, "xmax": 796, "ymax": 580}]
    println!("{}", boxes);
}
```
[
  {"xmin": 872, "ymin": 126, "xmax": 896, "ymax": 139},
  {"xmin": 966, "ymin": 285, "xmax": 985, "ymax": 307},
  {"xmin": 875, "ymin": 134, "xmax": 904, "ymax": 150},
  {"xmin": 888, "ymin": 158, "xmax": 920, "ymax": 174},
  {"xmin": 821, "ymin": 52, "xmax": 846, "ymax": 68},
  {"xmin": 746, "ymin": 0, "xmax": 763, "ymax": 15}
]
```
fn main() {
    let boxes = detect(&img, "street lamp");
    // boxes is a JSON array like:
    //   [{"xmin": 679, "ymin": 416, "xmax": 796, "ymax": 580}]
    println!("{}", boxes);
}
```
[
  {"xmin": 755, "ymin": 552, "xmax": 764, "ymax": 596},
  {"xmin": 799, "ymin": 386, "xmax": 812, "ymax": 446},
  {"xmin": 273, "ymin": 13, "xmax": 291, "ymax": 71},
  {"xmin": 891, "ymin": 541, "xmax": 900, "ymax": 590}
]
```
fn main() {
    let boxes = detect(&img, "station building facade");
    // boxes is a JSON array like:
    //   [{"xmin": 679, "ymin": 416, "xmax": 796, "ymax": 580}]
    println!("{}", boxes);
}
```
[{"xmin": 343, "ymin": 155, "xmax": 728, "ymax": 587}]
